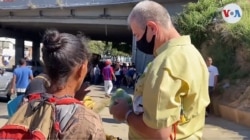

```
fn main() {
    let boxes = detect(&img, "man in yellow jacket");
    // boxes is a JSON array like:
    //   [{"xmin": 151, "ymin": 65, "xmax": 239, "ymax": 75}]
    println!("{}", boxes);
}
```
[{"xmin": 110, "ymin": 1, "xmax": 210, "ymax": 139}]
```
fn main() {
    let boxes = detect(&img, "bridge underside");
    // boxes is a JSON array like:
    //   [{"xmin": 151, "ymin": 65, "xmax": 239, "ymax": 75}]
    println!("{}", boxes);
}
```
[
  {"xmin": 0, "ymin": 0, "xmax": 196, "ymax": 44},
  {"xmin": 0, "ymin": 22, "xmax": 131, "ymax": 43}
]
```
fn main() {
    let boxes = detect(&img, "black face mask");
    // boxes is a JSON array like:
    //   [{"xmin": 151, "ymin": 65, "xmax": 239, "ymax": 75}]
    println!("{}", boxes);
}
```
[{"xmin": 136, "ymin": 26, "xmax": 155, "ymax": 55}]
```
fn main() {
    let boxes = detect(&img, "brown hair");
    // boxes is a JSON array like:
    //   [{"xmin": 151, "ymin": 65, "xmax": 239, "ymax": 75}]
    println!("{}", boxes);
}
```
[{"xmin": 42, "ymin": 29, "xmax": 91, "ymax": 91}]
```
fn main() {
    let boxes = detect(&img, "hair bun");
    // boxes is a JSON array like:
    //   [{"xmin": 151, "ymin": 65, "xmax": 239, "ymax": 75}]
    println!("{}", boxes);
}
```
[{"xmin": 42, "ymin": 29, "xmax": 61, "ymax": 52}]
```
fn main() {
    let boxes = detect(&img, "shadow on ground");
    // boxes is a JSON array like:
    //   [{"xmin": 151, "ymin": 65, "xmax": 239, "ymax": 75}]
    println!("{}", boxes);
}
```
[
  {"xmin": 102, "ymin": 118, "xmax": 122, "ymax": 124},
  {"xmin": 0, "ymin": 97, "xmax": 9, "ymax": 103},
  {"xmin": 90, "ymin": 84, "xmax": 134, "ymax": 95},
  {"xmin": 0, "ymin": 115, "xmax": 9, "ymax": 119},
  {"xmin": 90, "ymin": 95, "xmax": 106, "ymax": 99},
  {"xmin": 205, "ymin": 115, "xmax": 250, "ymax": 140}
]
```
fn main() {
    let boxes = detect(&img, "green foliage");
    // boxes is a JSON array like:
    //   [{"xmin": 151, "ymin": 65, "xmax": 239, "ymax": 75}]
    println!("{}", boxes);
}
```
[
  {"xmin": 113, "ymin": 42, "xmax": 132, "ymax": 55},
  {"xmin": 229, "ymin": 69, "xmax": 250, "ymax": 80},
  {"xmin": 88, "ymin": 41, "xmax": 106, "ymax": 54},
  {"xmin": 174, "ymin": 0, "xmax": 238, "ymax": 49},
  {"xmin": 208, "ymin": 40, "xmax": 236, "ymax": 80},
  {"xmin": 224, "ymin": 0, "xmax": 250, "ymax": 46},
  {"xmin": 174, "ymin": 0, "xmax": 219, "ymax": 49},
  {"xmin": 209, "ymin": 0, "xmax": 250, "ymax": 80},
  {"xmin": 175, "ymin": 0, "xmax": 250, "ymax": 81},
  {"xmin": 87, "ymin": 40, "xmax": 130, "ymax": 56}
]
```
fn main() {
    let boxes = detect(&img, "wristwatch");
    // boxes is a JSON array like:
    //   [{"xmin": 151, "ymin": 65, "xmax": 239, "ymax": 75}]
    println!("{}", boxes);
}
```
[{"xmin": 124, "ymin": 110, "xmax": 133, "ymax": 124}]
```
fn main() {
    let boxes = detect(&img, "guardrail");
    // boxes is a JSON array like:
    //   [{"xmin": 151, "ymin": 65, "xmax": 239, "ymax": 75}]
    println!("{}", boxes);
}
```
[{"xmin": 0, "ymin": 0, "xmax": 139, "ymax": 10}]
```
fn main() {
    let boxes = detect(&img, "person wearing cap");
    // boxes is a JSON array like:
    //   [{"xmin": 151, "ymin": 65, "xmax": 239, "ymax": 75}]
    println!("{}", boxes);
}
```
[
  {"xmin": 110, "ymin": 1, "xmax": 210, "ymax": 140},
  {"xmin": 102, "ymin": 59, "xmax": 116, "ymax": 98}
]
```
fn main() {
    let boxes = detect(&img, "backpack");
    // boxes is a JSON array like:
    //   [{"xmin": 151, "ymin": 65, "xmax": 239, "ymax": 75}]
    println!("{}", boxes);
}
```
[{"xmin": 0, "ymin": 92, "xmax": 82, "ymax": 140}]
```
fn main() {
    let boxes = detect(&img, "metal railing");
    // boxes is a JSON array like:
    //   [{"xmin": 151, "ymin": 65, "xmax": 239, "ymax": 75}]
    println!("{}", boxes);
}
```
[{"xmin": 0, "ymin": 0, "xmax": 139, "ymax": 10}]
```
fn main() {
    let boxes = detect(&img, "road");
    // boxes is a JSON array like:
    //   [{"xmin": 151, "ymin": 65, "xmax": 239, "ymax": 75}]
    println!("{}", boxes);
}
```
[
  {"xmin": 0, "ymin": 97, "xmax": 8, "ymax": 125},
  {"xmin": 0, "ymin": 86, "xmax": 250, "ymax": 140}
]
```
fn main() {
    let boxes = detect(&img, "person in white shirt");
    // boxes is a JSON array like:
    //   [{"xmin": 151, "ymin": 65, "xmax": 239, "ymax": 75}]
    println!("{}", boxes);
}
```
[
  {"xmin": 206, "ymin": 57, "xmax": 219, "ymax": 92},
  {"xmin": 206, "ymin": 57, "xmax": 219, "ymax": 114}
]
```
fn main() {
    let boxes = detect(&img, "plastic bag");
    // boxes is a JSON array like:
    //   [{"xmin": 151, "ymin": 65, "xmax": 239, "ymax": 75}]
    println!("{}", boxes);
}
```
[
  {"xmin": 7, "ymin": 94, "xmax": 24, "ymax": 117},
  {"xmin": 110, "ymin": 88, "xmax": 132, "ymax": 108},
  {"xmin": 133, "ymin": 95, "xmax": 144, "ymax": 115}
]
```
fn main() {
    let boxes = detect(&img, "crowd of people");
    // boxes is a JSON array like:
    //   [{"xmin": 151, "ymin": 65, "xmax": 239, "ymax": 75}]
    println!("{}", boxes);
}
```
[
  {"xmin": 0, "ymin": 0, "xmax": 220, "ymax": 140},
  {"xmin": 89, "ymin": 61, "xmax": 137, "ymax": 89}
]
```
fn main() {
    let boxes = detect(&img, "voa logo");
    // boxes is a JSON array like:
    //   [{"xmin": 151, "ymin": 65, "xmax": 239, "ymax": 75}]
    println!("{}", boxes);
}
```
[{"xmin": 222, "ymin": 3, "xmax": 242, "ymax": 24}]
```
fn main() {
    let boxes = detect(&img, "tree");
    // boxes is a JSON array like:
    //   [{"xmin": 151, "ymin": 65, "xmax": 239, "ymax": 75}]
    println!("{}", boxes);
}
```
[
  {"xmin": 88, "ymin": 41, "xmax": 105, "ymax": 54},
  {"xmin": 174, "ymin": 0, "xmax": 220, "ymax": 49},
  {"xmin": 174, "ymin": 0, "xmax": 250, "ymax": 80},
  {"xmin": 113, "ymin": 42, "xmax": 132, "ymax": 55},
  {"xmin": 87, "ymin": 40, "xmax": 131, "ymax": 57}
]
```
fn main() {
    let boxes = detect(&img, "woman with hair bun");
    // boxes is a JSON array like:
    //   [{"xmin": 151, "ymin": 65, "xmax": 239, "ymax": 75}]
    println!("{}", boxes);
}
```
[{"xmin": 41, "ymin": 29, "xmax": 106, "ymax": 139}]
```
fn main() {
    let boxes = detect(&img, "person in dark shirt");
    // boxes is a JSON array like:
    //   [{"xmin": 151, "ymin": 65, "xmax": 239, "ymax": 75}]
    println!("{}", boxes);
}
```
[{"xmin": 24, "ymin": 73, "xmax": 50, "ymax": 96}]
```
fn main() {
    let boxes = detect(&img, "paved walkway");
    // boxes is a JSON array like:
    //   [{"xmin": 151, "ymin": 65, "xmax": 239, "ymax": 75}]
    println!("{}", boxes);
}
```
[
  {"xmin": 0, "ymin": 85, "xmax": 250, "ymax": 140},
  {"xmin": 89, "ymin": 85, "xmax": 250, "ymax": 140}
]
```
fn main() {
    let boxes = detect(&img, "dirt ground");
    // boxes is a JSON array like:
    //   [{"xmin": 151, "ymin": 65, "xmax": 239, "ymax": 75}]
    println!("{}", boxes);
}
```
[{"xmin": 216, "ymin": 77, "xmax": 250, "ymax": 112}]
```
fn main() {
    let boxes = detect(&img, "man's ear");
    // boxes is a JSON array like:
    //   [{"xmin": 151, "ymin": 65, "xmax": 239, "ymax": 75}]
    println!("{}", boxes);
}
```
[{"xmin": 147, "ymin": 21, "xmax": 158, "ymax": 34}]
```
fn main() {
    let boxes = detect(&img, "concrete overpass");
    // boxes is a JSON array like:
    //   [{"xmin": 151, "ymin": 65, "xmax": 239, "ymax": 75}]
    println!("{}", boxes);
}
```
[{"xmin": 0, "ymin": 0, "xmax": 196, "ymax": 71}]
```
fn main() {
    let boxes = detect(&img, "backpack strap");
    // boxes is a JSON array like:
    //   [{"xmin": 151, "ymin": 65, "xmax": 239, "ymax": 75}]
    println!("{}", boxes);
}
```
[
  {"xmin": 55, "ymin": 98, "xmax": 82, "ymax": 105},
  {"xmin": 35, "ymin": 75, "xmax": 51, "ymax": 87},
  {"xmin": 27, "ymin": 93, "xmax": 83, "ymax": 112},
  {"xmin": 169, "ymin": 122, "xmax": 178, "ymax": 140},
  {"xmin": 173, "ymin": 122, "xmax": 178, "ymax": 140},
  {"xmin": 28, "ymin": 93, "xmax": 51, "ymax": 111},
  {"xmin": 27, "ymin": 92, "xmax": 83, "ymax": 137}
]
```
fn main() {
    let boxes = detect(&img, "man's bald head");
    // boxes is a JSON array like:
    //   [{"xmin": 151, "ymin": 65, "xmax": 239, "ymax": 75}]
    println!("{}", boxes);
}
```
[{"xmin": 127, "ymin": 0, "xmax": 172, "ymax": 30}]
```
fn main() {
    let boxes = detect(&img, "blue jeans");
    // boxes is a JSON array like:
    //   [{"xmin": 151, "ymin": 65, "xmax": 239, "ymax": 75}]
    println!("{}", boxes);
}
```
[{"xmin": 94, "ymin": 75, "xmax": 99, "ymax": 85}]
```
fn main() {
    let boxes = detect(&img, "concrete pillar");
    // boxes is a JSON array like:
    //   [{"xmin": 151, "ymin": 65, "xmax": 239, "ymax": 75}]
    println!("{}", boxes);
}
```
[
  {"xmin": 15, "ymin": 38, "xmax": 24, "ymax": 66},
  {"xmin": 132, "ymin": 36, "xmax": 137, "ymax": 64},
  {"xmin": 132, "ymin": 35, "xmax": 146, "ymax": 73},
  {"xmin": 32, "ymin": 40, "xmax": 40, "ymax": 61}
]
